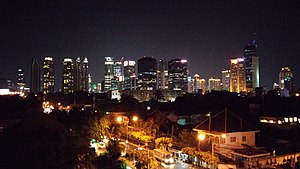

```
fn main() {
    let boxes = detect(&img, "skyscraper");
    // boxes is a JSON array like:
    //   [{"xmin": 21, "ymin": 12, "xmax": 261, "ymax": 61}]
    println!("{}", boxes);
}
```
[
  {"xmin": 193, "ymin": 74, "xmax": 201, "ymax": 93},
  {"xmin": 43, "ymin": 56, "xmax": 55, "ymax": 94},
  {"xmin": 81, "ymin": 57, "xmax": 89, "ymax": 92},
  {"xmin": 123, "ymin": 60, "xmax": 136, "ymax": 90},
  {"xmin": 17, "ymin": 68, "xmax": 25, "ymax": 92},
  {"xmin": 62, "ymin": 58, "xmax": 74, "ymax": 94},
  {"xmin": 221, "ymin": 69, "xmax": 230, "ymax": 91},
  {"xmin": 168, "ymin": 59, "xmax": 188, "ymax": 92},
  {"xmin": 30, "ymin": 58, "xmax": 40, "ymax": 93},
  {"xmin": 208, "ymin": 77, "xmax": 221, "ymax": 92},
  {"xmin": 104, "ymin": 56, "xmax": 115, "ymax": 91},
  {"xmin": 279, "ymin": 67, "xmax": 294, "ymax": 94},
  {"xmin": 73, "ymin": 57, "xmax": 82, "ymax": 91},
  {"xmin": 199, "ymin": 79, "xmax": 206, "ymax": 94},
  {"xmin": 230, "ymin": 58, "xmax": 246, "ymax": 93},
  {"xmin": 114, "ymin": 61, "xmax": 123, "ymax": 90},
  {"xmin": 244, "ymin": 37, "xmax": 259, "ymax": 92},
  {"xmin": 157, "ymin": 60, "xmax": 168, "ymax": 90},
  {"xmin": 137, "ymin": 56, "xmax": 157, "ymax": 90},
  {"xmin": 73, "ymin": 57, "xmax": 89, "ymax": 92}
]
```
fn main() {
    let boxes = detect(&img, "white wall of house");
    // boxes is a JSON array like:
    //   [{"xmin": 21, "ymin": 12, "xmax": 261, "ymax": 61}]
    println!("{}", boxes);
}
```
[{"xmin": 223, "ymin": 131, "xmax": 256, "ymax": 147}]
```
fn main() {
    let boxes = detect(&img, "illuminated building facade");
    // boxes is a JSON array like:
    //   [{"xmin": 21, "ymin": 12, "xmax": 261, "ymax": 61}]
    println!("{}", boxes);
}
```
[
  {"xmin": 137, "ymin": 56, "xmax": 157, "ymax": 90},
  {"xmin": 221, "ymin": 69, "xmax": 230, "ymax": 91},
  {"xmin": 157, "ymin": 60, "xmax": 168, "ymax": 90},
  {"xmin": 279, "ymin": 67, "xmax": 294, "ymax": 94},
  {"xmin": 73, "ymin": 57, "xmax": 81, "ymax": 91},
  {"xmin": 17, "ymin": 68, "xmax": 25, "ymax": 92},
  {"xmin": 30, "ymin": 58, "xmax": 40, "ymax": 93},
  {"xmin": 208, "ymin": 77, "xmax": 221, "ymax": 92},
  {"xmin": 104, "ymin": 56, "xmax": 115, "ymax": 91},
  {"xmin": 123, "ymin": 60, "xmax": 136, "ymax": 90},
  {"xmin": 81, "ymin": 57, "xmax": 89, "ymax": 92},
  {"xmin": 200, "ymin": 79, "xmax": 206, "ymax": 94},
  {"xmin": 43, "ymin": 56, "xmax": 55, "ymax": 94},
  {"xmin": 74, "ymin": 57, "xmax": 89, "ymax": 92},
  {"xmin": 168, "ymin": 59, "xmax": 188, "ymax": 92},
  {"xmin": 113, "ymin": 61, "xmax": 123, "ymax": 90},
  {"xmin": 244, "ymin": 38, "xmax": 259, "ymax": 92},
  {"xmin": 230, "ymin": 58, "xmax": 246, "ymax": 93},
  {"xmin": 193, "ymin": 74, "xmax": 201, "ymax": 93},
  {"xmin": 62, "ymin": 58, "xmax": 74, "ymax": 94}
]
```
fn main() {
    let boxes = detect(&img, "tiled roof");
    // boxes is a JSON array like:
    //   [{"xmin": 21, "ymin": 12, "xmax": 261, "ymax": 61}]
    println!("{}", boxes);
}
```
[{"xmin": 194, "ymin": 108, "xmax": 258, "ymax": 133}]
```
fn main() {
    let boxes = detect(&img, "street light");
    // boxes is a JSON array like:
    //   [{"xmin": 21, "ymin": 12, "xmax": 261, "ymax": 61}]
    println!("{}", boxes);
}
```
[
  {"xmin": 117, "ymin": 116, "xmax": 123, "ymax": 123},
  {"xmin": 132, "ymin": 116, "xmax": 138, "ymax": 122},
  {"xmin": 132, "ymin": 116, "xmax": 138, "ymax": 131},
  {"xmin": 198, "ymin": 133, "xmax": 205, "ymax": 150}
]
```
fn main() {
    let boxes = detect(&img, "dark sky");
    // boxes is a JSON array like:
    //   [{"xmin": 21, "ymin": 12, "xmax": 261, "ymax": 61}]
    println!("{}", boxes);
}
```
[{"xmin": 1, "ymin": 0, "xmax": 299, "ymax": 91}]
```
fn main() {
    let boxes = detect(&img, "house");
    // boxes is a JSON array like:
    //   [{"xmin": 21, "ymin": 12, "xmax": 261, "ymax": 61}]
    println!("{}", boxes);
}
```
[{"xmin": 193, "ymin": 108, "xmax": 270, "ymax": 163}]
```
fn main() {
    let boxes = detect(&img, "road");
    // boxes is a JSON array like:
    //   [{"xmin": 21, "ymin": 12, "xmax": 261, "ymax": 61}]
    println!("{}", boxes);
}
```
[{"xmin": 122, "ymin": 140, "xmax": 205, "ymax": 169}]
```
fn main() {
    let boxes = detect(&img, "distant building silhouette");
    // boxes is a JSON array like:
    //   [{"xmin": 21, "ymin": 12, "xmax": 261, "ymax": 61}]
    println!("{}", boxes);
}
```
[
  {"xmin": 279, "ymin": 67, "xmax": 294, "ymax": 94},
  {"xmin": 157, "ymin": 59, "xmax": 168, "ymax": 90},
  {"xmin": 104, "ymin": 56, "xmax": 115, "ymax": 91},
  {"xmin": 123, "ymin": 60, "xmax": 136, "ymax": 90},
  {"xmin": 221, "ymin": 69, "xmax": 230, "ymax": 91},
  {"xmin": 168, "ymin": 59, "xmax": 188, "ymax": 92},
  {"xmin": 30, "ymin": 58, "xmax": 40, "ymax": 93},
  {"xmin": 43, "ymin": 56, "xmax": 55, "ymax": 94},
  {"xmin": 17, "ymin": 68, "xmax": 25, "ymax": 92},
  {"xmin": 230, "ymin": 58, "xmax": 246, "ymax": 93},
  {"xmin": 244, "ymin": 35, "xmax": 259, "ymax": 92},
  {"xmin": 137, "ymin": 56, "xmax": 157, "ymax": 90},
  {"xmin": 208, "ymin": 77, "xmax": 221, "ymax": 92},
  {"xmin": 62, "ymin": 58, "xmax": 74, "ymax": 94}
]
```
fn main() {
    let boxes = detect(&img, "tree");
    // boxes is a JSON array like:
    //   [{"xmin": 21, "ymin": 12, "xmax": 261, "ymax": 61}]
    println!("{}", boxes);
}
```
[
  {"xmin": 178, "ymin": 129, "xmax": 198, "ymax": 147},
  {"xmin": 152, "ymin": 90, "xmax": 164, "ymax": 102},
  {"xmin": 181, "ymin": 147, "xmax": 219, "ymax": 165},
  {"xmin": 140, "ymin": 119, "xmax": 159, "ymax": 137},
  {"xmin": 86, "ymin": 115, "xmax": 113, "ymax": 141},
  {"xmin": 155, "ymin": 137, "xmax": 172, "ymax": 150},
  {"xmin": 126, "ymin": 149, "xmax": 158, "ymax": 169}
]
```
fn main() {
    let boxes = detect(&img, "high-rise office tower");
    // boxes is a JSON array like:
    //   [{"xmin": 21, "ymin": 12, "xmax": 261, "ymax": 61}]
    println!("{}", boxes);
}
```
[
  {"xmin": 230, "ymin": 58, "xmax": 246, "ymax": 93},
  {"xmin": 62, "ymin": 58, "xmax": 74, "ymax": 94},
  {"xmin": 81, "ymin": 57, "xmax": 89, "ymax": 92},
  {"xmin": 17, "ymin": 68, "xmax": 25, "ymax": 92},
  {"xmin": 157, "ymin": 60, "xmax": 168, "ymax": 90},
  {"xmin": 244, "ymin": 37, "xmax": 259, "ymax": 92},
  {"xmin": 279, "ymin": 67, "xmax": 294, "ymax": 94},
  {"xmin": 187, "ymin": 76, "xmax": 193, "ymax": 93},
  {"xmin": 43, "ymin": 56, "xmax": 55, "ymax": 94},
  {"xmin": 221, "ymin": 70, "xmax": 230, "ymax": 91},
  {"xmin": 74, "ymin": 57, "xmax": 81, "ymax": 91},
  {"xmin": 73, "ymin": 57, "xmax": 89, "ymax": 92},
  {"xmin": 193, "ymin": 74, "xmax": 201, "ymax": 92},
  {"xmin": 137, "ymin": 56, "xmax": 157, "ymax": 90},
  {"xmin": 208, "ymin": 77, "xmax": 221, "ymax": 92},
  {"xmin": 168, "ymin": 59, "xmax": 188, "ymax": 92},
  {"xmin": 123, "ymin": 60, "xmax": 136, "ymax": 90},
  {"xmin": 88, "ymin": 73, "xmax": 92, "ymax": 92},
  {"xmin": 30, "ymin": 58, "xmax": 40, "ymax": 93},
  {"xmin": 200, "ymin": 79, "xmax": 206, "ymax": 94},
  {"xmin": 113, "ymin": 61, "xmax": 123, "ymax": 90},
  {"xmin": 104, "ymin": 56, "xmax": 115, "ymax": 91}
]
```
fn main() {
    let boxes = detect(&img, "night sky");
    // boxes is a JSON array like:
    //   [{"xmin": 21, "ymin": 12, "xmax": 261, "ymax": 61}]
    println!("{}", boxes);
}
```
[{"xmin": 1, "ymin": 0, "xmax": 299, "ymax": 91}]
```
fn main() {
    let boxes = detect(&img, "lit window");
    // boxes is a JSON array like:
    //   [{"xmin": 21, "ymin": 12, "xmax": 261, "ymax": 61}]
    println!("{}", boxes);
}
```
[
  {"xmin": 230, "ymin": 137, "xmax": 236, "ymax": 142},
  {"xmin": 242, "ymin": 136, "xmax": 246, "ymax": 142}
]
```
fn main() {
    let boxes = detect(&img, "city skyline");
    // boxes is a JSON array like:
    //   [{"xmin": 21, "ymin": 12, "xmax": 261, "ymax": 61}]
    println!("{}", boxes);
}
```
[{"xmin": 1, "ymin": 1, "xmax": 299, "ymax": 91}]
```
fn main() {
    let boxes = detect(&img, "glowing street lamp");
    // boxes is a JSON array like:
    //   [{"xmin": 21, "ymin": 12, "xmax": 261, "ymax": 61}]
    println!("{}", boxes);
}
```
[
  {"xmin": 117, "ymin": 116, "xmax": 123, "ymax": 123},
  {"xmin": 132, "ymin": 116, "xmax": 138, "ymax": 131},
  {"xmin": 198, "ymin": 133, "xmax": 205, "ymax": 150},
  {"xmin": 132, "ymin": 116, "xmax": 138, "ymax": 122}
]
